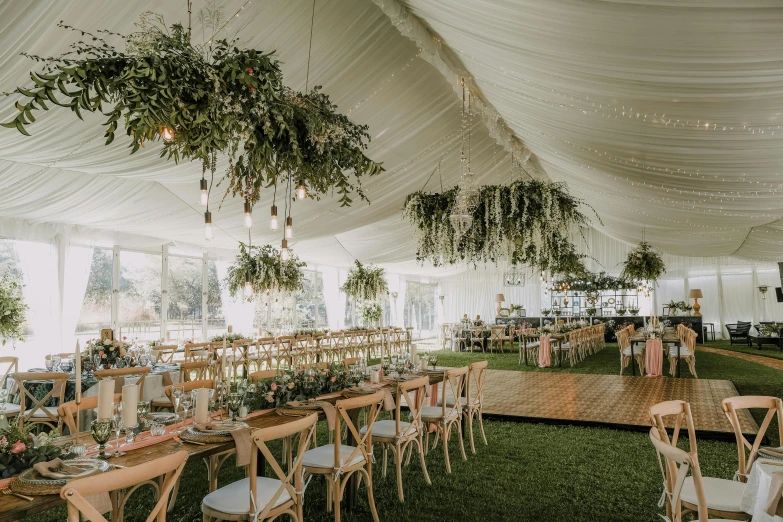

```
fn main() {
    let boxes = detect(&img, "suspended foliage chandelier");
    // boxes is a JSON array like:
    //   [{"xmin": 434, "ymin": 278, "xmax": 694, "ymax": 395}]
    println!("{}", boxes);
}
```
[{"xmin": 449, "ymin": 79, "xmax": 479, "ymax": 238}]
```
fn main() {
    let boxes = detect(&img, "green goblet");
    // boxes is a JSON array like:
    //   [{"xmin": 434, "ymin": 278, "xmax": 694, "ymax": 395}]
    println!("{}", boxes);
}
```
[
  {"xmin": 227, "ymin": 393, "xmax": 242, "ymax": 423},
  {"xmin": 91, "ymin": 419, "xmax": 113, "ymax": 460}
]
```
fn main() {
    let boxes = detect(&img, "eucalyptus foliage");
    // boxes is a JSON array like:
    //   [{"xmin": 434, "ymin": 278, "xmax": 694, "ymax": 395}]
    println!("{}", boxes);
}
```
[
  {"xmin": 2, "ymin": 9, "xmax": 382, "ymax": 206},
  {"xmin": 403, "ymin": 180, "xmax": 592, "ymax": 272},
  {"xmin": 340, "ymin": 260, "xmax": 388, "ymax": 301},
  {"xmin": 553, "ymin": 271, "xmax": 636, "ymax": 292},
  {"xmin": 225, "ymin": 243, "xmax": 304, "ymax": 301},
  {"xmin": 619, "ymin": 241, "xmax": 666, "ymax": 284},
  {"xmin": 0, "ymin": 273, "xmax": 26, "ymax": 346}
]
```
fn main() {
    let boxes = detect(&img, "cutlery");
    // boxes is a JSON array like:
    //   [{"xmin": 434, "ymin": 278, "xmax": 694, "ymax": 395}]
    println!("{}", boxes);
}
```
[
  {"xmin": 173, "ymin": 435, "xmax": 205, "ymax": 446},
  {"xmin": 0, "ymin": 489, "xmax": 34, "ymax": 502}
]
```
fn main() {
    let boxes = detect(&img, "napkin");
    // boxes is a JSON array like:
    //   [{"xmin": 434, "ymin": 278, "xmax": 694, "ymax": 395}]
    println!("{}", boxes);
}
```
[
  {"xmin": 287, "ymin": 401, "xmax": 337, "ymax": 431},
  {"xmin": 230, "ymin": 428, "xmax": 252, "ymax": 467},
  {"xmin": 33, "ymin": 458, "xmax": 92, "ymax": 480},
  {"xmin": 760, "ymin": 447, "xmax": 783, "ymax": 460},
  {"xmin": 766, "ymin": 471, "xmax": 783, "ymax": 517}
]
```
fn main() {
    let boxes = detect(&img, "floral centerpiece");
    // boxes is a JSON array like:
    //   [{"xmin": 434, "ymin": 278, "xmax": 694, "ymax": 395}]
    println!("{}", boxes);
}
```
[
  {"xmin": 0, "ymin": 272, "xmax": 26, "ymax": 346},
  {"xmin": 762, "ymin": 323, "xmax": 783, "ymax": 337},
  {"xmin": 85, "ymin": 338, "xmax": 131, "ymax": 368},
  {"xmin": 0, "ymin": 425, "xmax": 73, "ymax": 479},
  {"xmin": 225, "ymin": 243, "xmax": 305, "ymax": 301},
  {"xmin": 358, "ymin": 302, "xmax": 383, "ymax": 327},
  {"xmin": 245, "ymin": 365, "xmax": 359, "ymax": 410},
  {"xmin": 541, "ymin": 309, "xmax": 551, "ymax": 316},
  {"xmin": 629, "ymin": 308, "xmax": 640, "ymax": 316},
  {"xmin": 209, "ymin": 333, "xmax": 246, "ymax": 343},
  {"xmin": 619, "ymin": 241, "xmax": 666, "ymax": 285}
]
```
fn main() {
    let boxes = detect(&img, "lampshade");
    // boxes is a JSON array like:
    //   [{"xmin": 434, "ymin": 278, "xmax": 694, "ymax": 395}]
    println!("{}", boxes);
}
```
[
  {"xmin": 495, "ymin": 293, "xmax": 505, "ymax": 302},
  {"xmin": 688, "ymin": 289, "xmax": 703, "ymax": 299}
]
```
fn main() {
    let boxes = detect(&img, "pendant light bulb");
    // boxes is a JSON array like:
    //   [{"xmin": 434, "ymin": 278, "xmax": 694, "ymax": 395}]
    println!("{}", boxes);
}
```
[
  {"xmin": 244, "ymin": 272, "xmax": 253, "ymax": 297},
  {"xmin": 204, "ymin": 211, "xmax": 213, "ymax": 241},
  {"xmin": 243, "ymin": 201, "xmax": 253, "ymax": 229},
  {"xmin": 200, "ymin": 178, "xmax": 208, "ymax": 206},
  {"xmin": 280, "ymin": 239, "xmax": 290, "ymax": 261},
  {"xmin": 269, "ymin": 205, "xmax": 278, "ymax": 231},
  {"xmin": 285, "ymin": 216, "xmax": 293, "ymax": 239},
  {"xmin": 296, "ymin": 181, "xmax": 307, "ymax": 200},
  {"xmin": 162, "ymin": 127, "xmax": 175, "ymax": 142}
]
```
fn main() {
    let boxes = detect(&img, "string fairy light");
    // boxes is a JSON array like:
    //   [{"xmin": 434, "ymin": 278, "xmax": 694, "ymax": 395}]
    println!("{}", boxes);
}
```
[{"xmin": 347, "ymin": 52, "xmax": 421, "ymax": 115}]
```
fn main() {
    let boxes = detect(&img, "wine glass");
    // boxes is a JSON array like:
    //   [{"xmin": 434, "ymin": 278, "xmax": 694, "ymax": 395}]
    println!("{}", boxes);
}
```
[
  {"xmin": 111, "ymin": 405, "xmax": 125, "ymax": 457},
  {"xmin": 51, "ymin": 355, "xmax": 61, "ymax": 372},
  {"xmin": 93, "ymin": 354, "xmax": 102, "ymax": 371},
  {"xmin": 381, "ymin": 357, "xmax": 391, "ymax": 376},
  {"xmin": 227, "ymin": 393, "xmax": 242, "ymax": 422},
  {"xmin": 138, "ymin": 353, "xmax": 149, "ymax": 367},
  {"xmin": 171, "ymin": 385, "xmax": 184, "ymax": 423},
  {"xmin": 136, "ymin": 401, "xmax": 150, "ymax": 426},
  {"xmin": 44, "ymin": 358, "xmax": 53, "ymax": 372},
  {"xmin": 429, "ymin": 354, "xmax": 438, "ymax": 371},
  {"xmin": 91, "ymin": 419, "xmax": 113, "ymax": 460},
  {"xmin": 180, "ymin": 393, "xmax": 192, "ymax": 426}
]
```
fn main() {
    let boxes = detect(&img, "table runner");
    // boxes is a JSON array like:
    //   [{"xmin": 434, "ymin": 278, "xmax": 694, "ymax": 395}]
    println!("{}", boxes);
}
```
[
  {"xmin": 538, "ymin": 336, "xmax": 551, "ymax": 368},
  {"xmin": 645, "ymin": 339, "xmax": 663, "ymax": 377}
]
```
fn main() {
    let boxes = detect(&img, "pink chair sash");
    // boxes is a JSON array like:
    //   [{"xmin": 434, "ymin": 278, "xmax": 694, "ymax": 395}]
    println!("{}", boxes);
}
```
[
  {"xmin": 538, "ymin": 336, "xmax": 551, "ymax": 368},
  {"xmin": 645, "ymin": 339, "xmax": 663, "ymax": 377}
]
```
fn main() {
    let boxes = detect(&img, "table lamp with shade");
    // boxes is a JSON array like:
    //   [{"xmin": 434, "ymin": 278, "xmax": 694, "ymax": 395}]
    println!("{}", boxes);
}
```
[
  {"xmin": 688, "ymin": 289, "xmax": 703, "ymax": 316},
  {"xmin": 495, "ymin": 293, "xmax": 505, "ymax": 314}
]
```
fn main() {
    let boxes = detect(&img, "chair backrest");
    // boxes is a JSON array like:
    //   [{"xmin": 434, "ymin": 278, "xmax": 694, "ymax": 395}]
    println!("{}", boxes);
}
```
[
  {"xmin": 249, "ymin": 414, "xmax": 317, "ymax": 519},
  {"xmin": 94, "ymin": 367, "xmax": 151, "ymax": 395},
  {"xmin": 58, "ymin": 393, "xmax": 122, "ymax": 435},
  {"xmin": 342, "ymin": 357, "xmax": 360, "ymax": 370},
  {"xmin": 164, "ymin": 379, "xmax": 215, "ymax": 401},
  {"xmin": 489, "ymin": 326, "xmax": 504, "ymax": 340},
  {"xmin": 649, "ymin": 427, "xmax": 708, "ymax": 522},
  {"xmin": 0, "ymin": 357, "xmax": 18, "ymax": 386},
  {"xmin": 468, "ymin": 360, "xmax": 488, "ymax": 406},
  {"xmin": 180, "ymin": 361, "xmax": 209, "ymax": 382},
  {"xmin": 332, "ymin": 391, "xmax": 385, "ymax": 471},
  {"xmin": 649, "ymin": 400, "xmax": 697, "ymax": 454},
  {"xmin": 393, "ymin": 376, "xmax": 429, "ymax": 438},
  {"xmin": 440, "ymin": 366, "xmax": 469, "ymax": 418},
  {"xmin": 151, "ymin": 345, "xmax": 177, "ymax": 364},
  {"xmin": 248, "ymin": 370, "xmax": 277, "ymax": 383},
  {"xmin": 184, "ymin": 343, "xmax": 211, "ymax": 363},
  {"xmin": 722, "ymin": 395, "xmax": 783, "ymax": 479},
  {"xmin": 61, "ymin": 450, "xmax": 188, "ymax": 522},
  {"xmin": 13, "ymin": 372, "xmax": 68, "ymax": 428}
]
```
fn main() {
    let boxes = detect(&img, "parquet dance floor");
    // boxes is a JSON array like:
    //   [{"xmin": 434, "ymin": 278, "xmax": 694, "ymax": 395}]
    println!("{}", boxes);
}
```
[{"xmin": 480, "ymin": 371, "xmax": 758, "ymax": 437}]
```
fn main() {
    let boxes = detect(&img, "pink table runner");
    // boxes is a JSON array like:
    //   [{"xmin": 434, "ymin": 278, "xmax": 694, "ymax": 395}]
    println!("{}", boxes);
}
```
[
  {"xmin": 645, "ymin": 339, "xmax": 663, "ymax": 377},
  {"xmin": 538, "ymin": 336, "xmax": 551, "ymax": 368}
]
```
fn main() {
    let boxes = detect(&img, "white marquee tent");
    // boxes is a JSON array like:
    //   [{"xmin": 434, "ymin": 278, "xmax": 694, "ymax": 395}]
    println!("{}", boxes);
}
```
[{"xmin": 1, "ymin": 0, "xmax": 783, "ymax": 365}]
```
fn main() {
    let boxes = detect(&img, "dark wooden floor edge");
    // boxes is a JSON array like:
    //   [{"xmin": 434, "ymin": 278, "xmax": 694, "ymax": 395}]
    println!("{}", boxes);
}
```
[{"xmin": 481, "ymin": 412, "xmax": 752, "ymax": 442}]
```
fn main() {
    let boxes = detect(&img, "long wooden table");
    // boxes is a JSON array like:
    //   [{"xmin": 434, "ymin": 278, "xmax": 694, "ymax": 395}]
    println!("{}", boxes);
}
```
[{"xmin": 0, "ymin": 371, "xmax": 445, "ymax": 522}]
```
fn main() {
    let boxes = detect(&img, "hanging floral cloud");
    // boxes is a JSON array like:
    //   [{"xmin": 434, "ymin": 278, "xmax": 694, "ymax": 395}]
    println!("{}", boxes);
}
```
[
  {"xmin": 341, "ymin": 260, "xmax": 389, "ymax": 301},
  {"xmin": 619, "ymin": 241, "xmax": 666, "ymax": 284},
  {"xmin": 225, "ymin": 243, "xmax": 304, "ymax": 301}
]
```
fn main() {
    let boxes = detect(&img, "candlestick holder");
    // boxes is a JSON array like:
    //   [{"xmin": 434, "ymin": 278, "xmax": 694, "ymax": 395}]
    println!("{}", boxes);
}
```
[{"xmin": 91, "ymin": 419, "xmax": 113, "ymax": 460}]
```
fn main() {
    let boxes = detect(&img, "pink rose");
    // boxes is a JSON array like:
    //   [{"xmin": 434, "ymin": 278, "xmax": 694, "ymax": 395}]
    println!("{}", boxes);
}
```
[
  {"xmin": 330, "ymin": 376, "xmax": 336, "ymax": 383},
  {"xmin": 270, "ymin": 383, "xmax": 278, "ymax": 391},
  {"xmin": 11, "ymin": 441, "xmax": 25, "ymax": 454}
]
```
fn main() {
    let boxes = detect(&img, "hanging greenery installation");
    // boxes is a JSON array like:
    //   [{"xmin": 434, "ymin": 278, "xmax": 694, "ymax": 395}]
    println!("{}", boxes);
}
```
[
  {"xmin": 1, "ymin": 7, "xmax": 383, "ymax": 207},
  {"xmin": 341, "ymin": 260, "xmax": 389, "ymax": 301},
  {"xmin": 0, "ymin": 273, "xmax": 26, "ymax": 346},
  {"xmin": 553, "ymin": 271, "xmax": 636, "ymax": 292},
  {"xmin": 403, "ymin": 179, "xmax": 594, "ymax": 272},
  {"xmin": 225, "ymin": 243, "xmax": 305, "ymax": 301},
  {"xmin": 619, "ymin": 241, "xmax": 666, "ymax": 284}
]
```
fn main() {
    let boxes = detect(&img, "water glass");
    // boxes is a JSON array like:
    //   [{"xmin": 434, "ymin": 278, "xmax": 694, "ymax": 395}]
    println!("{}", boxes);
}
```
[
  {"xmin": 44, "ymin": 359, "xmax": 53, "ymax": 372},
  {"xmin": 52, "ymin": 355, "xmax": 61, "ymax": 372},
  {"xmin": 149, "ymin": 421, "xmax": 166, "ymax": 437},
  {"xmin": 171, "ymin": 385, "xmax": 184, "ymax": 422},
  {"xmin": 111, "ymin": 406, "xmax": 125, "ymax": 458},
  {"xmin": 181, "ymin": 394, "xmax": 192, "ymax": 424},
  {"xmin": 91, "ymin": 419, "xmax": 113, "ymax": 460}
]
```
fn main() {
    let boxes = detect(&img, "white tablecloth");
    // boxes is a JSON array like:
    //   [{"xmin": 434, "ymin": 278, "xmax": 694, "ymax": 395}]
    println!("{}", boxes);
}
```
[{"xmin": 741, "ymin": 459, "xmax": 783, "ymax": 522}]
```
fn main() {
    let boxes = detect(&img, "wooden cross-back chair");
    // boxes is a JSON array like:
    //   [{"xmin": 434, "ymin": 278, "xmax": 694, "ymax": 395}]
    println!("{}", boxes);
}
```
[
  {"xmin": 58, "ymin": 393, "xmax": 122, "ymax": 435},
  {"xmin": 0, "ymin": 357, "xmax": 20, "ymax": 420},
  {"xmin": 466, "ymin": 360, "xmax": 488, "ymax": 453},
  {"xmin": 230, "ymin": 339, "xmax": 254, "ymax": 379},
  {"xmin": 61, "ymin": 450, "xmax": 187, "ymax": 522},
  {"xmin": 151, "ymin": 345, "xmax": 178, "ymax": 364},
  {"xmin": 721, "ymin": 395, "xmax": 783, "ymax": 482},
  {"xmin": 422, "ymin": 366, "xmax": 468, "ymax": 473},
  {"xmin": 184, "ymin": 342, "xmax": 211, "ymax": 363},
  {"xmin": 248, "ymin": 370, "xmax": 277, "ymax": 383},
  {"xmin": 202, "ymin": 413, "xmax": 317, "ymax": 522},
  {"xmin": 13, "ymin": 372, "xmax": 69, "ymax": 430},
  {"xmin": 362, "ymin": 375, "xmax": 430, "ymax": 502},
  {"xmin": 276, "ymin": 336, "xmax": 295, "ymax": 369},
  {"xmin": 255, "ymin": 337, "xmax": 277, "ymax": 371},
  {"xmin": 669, "ymin": 328, "xmax": 698, "ymax": 378},
  {"xmin": 94, "ymin": 367, "xmax": 151, "ymax": 396},
  {"xmin": 292, "ymin": 335, "xmax": 310, "ymax": 367},
  {"xmin": 302, "ymin": 391, "xmax": 384, "ymax": 522},
  {"xmin": 179, "ymin": 361, "xmax": 210, "ymax": 382},
  {"xmin": 650, "ymin": 400, "xmax": 747, "ymax": 520},
  {"xmin": 617, "ymin": 329, "xmax": 645, "ymax": 376}
]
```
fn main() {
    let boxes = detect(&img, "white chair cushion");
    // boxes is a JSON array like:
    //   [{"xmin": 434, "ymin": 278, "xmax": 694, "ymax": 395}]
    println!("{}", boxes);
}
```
[
  {"xmin": 436, "ymin": 397, "xmax": 478, "ymax": 408},
  {"xmin": 301, "ymin": 444, "xmax": 365, "ymax": 469},
  {"xmin": 420, "ymin": 406, "xmax": 458, "ymax": 420},
  {"xmin": 680, "ymin": 476, "xmax": 745, "ymax": 513},
  {"xmin": 0, "ymin": 404, "xmax": 21, "ymax": 413},
  {"xmin": 151, "ymin": 396, "xmax": 171, "ymax": 405},
  {"xmin": 202, "ymin": 477, "xmax": 290, "ymax": 515},
  {"xmin": 527, "ymin": 341, "xmax": 540, "ymax": 348},
  {"xmin": 360, "ymin": 419, "xmax": 413, "ymax": 438},
  {"xmin": 669, "ymin": 347, "xmax": 693, "ymax": 357},
  {"xmin": 23, "ymin": 406, "xmax": 58, "ymax": 418},
  {"xmin": 621, "ymin": 348, "xmax": 642, "ymax": 356}
]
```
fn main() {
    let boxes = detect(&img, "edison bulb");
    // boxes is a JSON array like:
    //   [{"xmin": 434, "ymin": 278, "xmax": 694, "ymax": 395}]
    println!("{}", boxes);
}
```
[
  {"xmin": 162, "ymin": 127, "xmax": 174, "ymax": 142},
  {"xmin": 200, "ymin": 190, "xmax": 209, "ymax": 206},
  {"xmin": 281, "ymin": 248, "xmax": 290, "ymax": 261},
  {"xmin": 204, "ymin": 223, "xmax": 213, "ymax": 240},
  {"xmin": 296, "ymin": 182, "xmax": 306, "ymax": 200},
  {"xmin": 269, "ymin": 205, "xmax": 278, "ymax": 231},
  {"xmin": 244, "ymin": 280, "xmax": 253, "ymax": 297}
]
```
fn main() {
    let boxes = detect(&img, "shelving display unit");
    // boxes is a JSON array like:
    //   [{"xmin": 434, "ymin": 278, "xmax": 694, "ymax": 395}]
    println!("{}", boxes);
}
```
[{"xmin": 546, "ymin": 290, "xmax": 643, "ymax": 316}]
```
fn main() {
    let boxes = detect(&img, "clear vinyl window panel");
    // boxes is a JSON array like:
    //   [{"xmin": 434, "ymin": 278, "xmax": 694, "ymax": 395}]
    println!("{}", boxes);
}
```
[
  {"xmin": 118, "ymin": 251, "xmax": 161, "ymax": 341},
  {"xmin": 76, "ymin": 248, "xmax": 113, "ymax": 342}
]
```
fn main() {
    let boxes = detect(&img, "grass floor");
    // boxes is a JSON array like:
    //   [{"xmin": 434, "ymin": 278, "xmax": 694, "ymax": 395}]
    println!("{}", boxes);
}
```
[
  {"xmin": 705, "ymin": 338, "xmax": 783, "ymax": 361},
  {"xmin": 24, "ymin": 344, "xmax": 783, "ymax": 522}
]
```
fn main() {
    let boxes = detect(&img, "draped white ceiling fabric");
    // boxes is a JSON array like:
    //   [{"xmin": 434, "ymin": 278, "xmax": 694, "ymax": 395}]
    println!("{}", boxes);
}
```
[{"xmin": 1, "ymin": 0, "xmax": 783, "ymax": 277}]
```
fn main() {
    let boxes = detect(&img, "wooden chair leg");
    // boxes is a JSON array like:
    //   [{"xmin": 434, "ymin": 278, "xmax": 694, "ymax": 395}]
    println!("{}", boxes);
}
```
[
  {"xmin": 478, "ymin": 409, "xmax": 488, "ymax": 446},
  {"xmin": 442, "ymin": 424, "xmax": 451, "ymax": 473},
  {"xmin": 382, "ymin": 444, "xmax": 388, "ymax": 477},
  {"xmin": 416, "ymin": 434, "xmax": 431, "ymax": 485},
  {"xmin": 467, "ymin": 410, "xmax": 476, "ymax": 454},
  {"xmin": 394, "ymin": 445, "xmax": 404, "ymax": 502},
  {"xmin": 363, "ymin": 467, "xmax": 381, "ymax": 522},
  {"xmin": 456, "ymin": 420, "xmax": 467, "ymax": 461}
]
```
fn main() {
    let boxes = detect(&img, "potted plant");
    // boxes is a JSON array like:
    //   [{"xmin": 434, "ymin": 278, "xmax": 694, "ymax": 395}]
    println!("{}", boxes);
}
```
[
  {"xmin": 541, "ymin": 309, "xmax": 551, "ymax": 316},
  {"xmin": 616, "ymin": 308, "xmax": 627, "ymax": 316},
  {"xmin": 586, "ymin": 307, "xmax": 597, "ymax": 316},
  {"xmin": 553, "ymin": 310, "xmax": 562, "ymax": 317},
  {"xmin": 666, "ymin": 300, "xmax": 678, "ymax": 316},
  {"xmin": 629, "ymin": 308, "xmax": 640, "ymax": 316}
]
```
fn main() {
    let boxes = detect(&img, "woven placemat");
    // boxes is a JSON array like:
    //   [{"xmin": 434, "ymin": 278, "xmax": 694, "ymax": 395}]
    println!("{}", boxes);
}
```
[
  {"xmin": 8, "ymin": 476, "xmax": 60, "ymax": 496},
  {"xmin": 180, "ymin": 427, "xmax": 232, "ymax": 444},
  {"xmin": 276, "ymin": 400, "xmax": 328, "ymax": 418}
]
